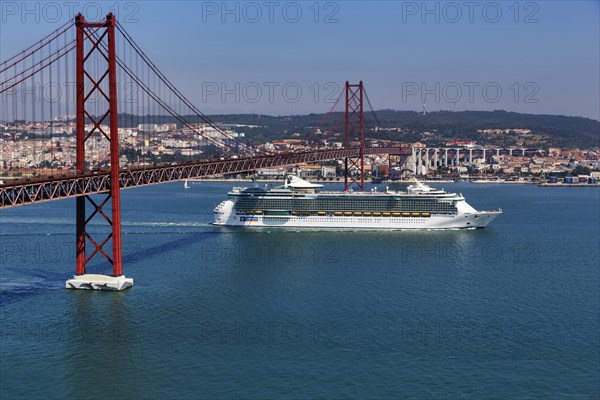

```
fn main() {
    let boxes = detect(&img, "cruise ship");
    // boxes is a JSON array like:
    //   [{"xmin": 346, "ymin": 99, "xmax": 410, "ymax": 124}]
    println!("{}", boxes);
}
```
[{"xmin": 213, "ymin": 176, "xmax": 502, "ymax": 229}]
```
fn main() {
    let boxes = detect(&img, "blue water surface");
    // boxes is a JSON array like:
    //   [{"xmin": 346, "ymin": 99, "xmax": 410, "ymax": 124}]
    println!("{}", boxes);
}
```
[{"xmin": 1, "ymin": 181, "xmax": 598, "ymax": 399}]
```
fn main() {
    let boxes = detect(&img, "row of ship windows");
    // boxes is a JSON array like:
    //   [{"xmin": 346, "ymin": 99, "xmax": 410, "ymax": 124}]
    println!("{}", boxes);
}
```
[
  {"xmin": 236, "ymin": 204, "xmax": 456, "ymax": 212},
  {"xmin": 239, "ymin": 210, "xmax": 453, "ymax": 214},
  {"xmin": 241, "ymin": 217, "xmax": 427, "ymax": 223},
  {"xmin": 240, "ymin": 211, "xmax": 437, "ymax": 217},
  {"xmin": 236, "ymin": 200, "xmax": 452, "ymax": 205}
]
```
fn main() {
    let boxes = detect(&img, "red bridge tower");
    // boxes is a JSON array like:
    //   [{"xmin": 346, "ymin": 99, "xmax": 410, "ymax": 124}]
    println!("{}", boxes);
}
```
[
  {"xmin": 344, "ymin": 81, "xmax": 365, "ymax": 192},
  {"xmin": 66, "ymin": 13, "xmax": 132, "ymax": 290}
]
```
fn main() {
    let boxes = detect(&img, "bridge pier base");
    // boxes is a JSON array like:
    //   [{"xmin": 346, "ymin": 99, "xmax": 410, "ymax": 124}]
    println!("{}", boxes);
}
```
[{"xmin": 66, "ymin": 274, "xmax": 133, "ymax": 291}]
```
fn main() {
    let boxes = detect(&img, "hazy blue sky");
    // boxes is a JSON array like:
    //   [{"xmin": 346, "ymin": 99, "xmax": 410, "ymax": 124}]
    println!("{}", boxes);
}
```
[{"xmin": 1, "ymin": 1, "xmax": 599, "ymax": 119}]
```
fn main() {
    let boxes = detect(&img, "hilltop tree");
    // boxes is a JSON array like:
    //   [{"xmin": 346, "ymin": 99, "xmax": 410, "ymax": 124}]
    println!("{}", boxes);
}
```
[{"xmin": 572, "ymin": 165, "xmax": 591, "ymax": 176}]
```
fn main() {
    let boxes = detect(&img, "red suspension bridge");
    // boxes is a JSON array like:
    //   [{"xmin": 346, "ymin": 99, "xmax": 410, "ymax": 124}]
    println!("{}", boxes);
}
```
[{"xmin": 0, "ymin": 13, "xmax": 409, "ymax": 289}]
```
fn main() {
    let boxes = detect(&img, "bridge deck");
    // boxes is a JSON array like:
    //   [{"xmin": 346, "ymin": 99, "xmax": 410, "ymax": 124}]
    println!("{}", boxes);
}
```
[{"xmin": 0, "ymin": 147, "xmax": 409, "ymax": 209}]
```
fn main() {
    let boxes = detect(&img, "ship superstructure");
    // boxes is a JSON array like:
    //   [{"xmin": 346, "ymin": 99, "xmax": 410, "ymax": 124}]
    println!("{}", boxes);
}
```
[{"xmin": 213, "ymin": 176, "xmax": 501, "ymax": 229}]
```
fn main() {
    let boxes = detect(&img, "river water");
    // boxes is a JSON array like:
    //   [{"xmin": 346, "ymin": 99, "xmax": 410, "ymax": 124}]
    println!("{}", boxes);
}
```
[{"xmin": 1, "ymin": 181, "xmax": 598, "ymax": 399}]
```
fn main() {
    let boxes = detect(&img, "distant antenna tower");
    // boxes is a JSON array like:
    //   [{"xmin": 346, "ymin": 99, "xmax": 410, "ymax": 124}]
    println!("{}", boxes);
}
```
[{"xmin": 422, "ymin": 103, "xmax": 426, "ymax": 115}]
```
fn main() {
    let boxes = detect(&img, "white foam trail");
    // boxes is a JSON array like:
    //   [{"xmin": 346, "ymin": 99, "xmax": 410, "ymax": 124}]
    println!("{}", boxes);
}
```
[{"xmin": 122, "ymin": 221, "xmax": 211, "ymax": 227}]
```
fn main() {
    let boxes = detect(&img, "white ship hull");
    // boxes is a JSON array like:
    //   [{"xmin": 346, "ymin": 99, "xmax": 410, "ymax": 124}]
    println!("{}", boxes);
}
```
[
  {"xmin": 214, "ymin": 212, "xmax": 500, "ymax": 230},
  {"xmin": 214, "ymin": 199, "xmax": 500, "ymax": 230},
  {"xmin": 213, "ymin": 177, "xmax": 502, "ymax": 230}
]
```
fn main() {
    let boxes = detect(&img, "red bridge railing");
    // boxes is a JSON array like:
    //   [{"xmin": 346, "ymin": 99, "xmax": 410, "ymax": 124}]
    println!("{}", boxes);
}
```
[{"xmin": 0, "ymin": 146, "xmax": 409, "ymax": 209}]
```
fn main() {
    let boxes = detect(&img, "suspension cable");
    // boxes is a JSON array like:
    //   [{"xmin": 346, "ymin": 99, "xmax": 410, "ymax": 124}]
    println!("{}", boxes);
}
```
[
  {"xmin": 0, "ymin": 21, "xmax": 72, "ymax": 73},
  {"xmin": 115, "ymin": 22, "xmax": 254, "ymax": 153},
  {"xmin": 87, "ymin": 29, "xmax": 234, "ymax": 151}
]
